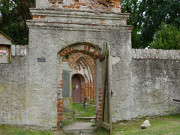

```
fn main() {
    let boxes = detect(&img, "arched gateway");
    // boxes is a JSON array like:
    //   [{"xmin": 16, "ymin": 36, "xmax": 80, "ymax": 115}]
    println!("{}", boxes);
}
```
[
  {"xmin": 57, "ymin": 42, "xmax": 103, "ymax": 126},
  {"xmin": 26, "ymin": 0, "xmax": 132, "ymax": 133},
  {"xmin": 26, "ymin": 0, "xmax": 132, "ymax": 131},
  {"xmin": 0, "ymin": 0, "xmax": 179, "ymax": 133}
]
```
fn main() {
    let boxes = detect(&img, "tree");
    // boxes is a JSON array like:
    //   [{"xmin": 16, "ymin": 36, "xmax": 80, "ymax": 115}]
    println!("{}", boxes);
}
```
[
  {"xmin": 150, "ymin": 23, "xmax": 180, "ymax": 49},
  {"xmin": 122, "ymin": 0, "xmax": 180, "ymax": 49},
  {"xmin": 0, "ymin": 0, "xmax": 35, "ymax": 45}
]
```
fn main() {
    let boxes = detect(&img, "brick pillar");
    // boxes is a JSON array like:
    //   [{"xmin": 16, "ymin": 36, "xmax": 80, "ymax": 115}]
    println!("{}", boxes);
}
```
[
  {"xmin": 57, "ymin": 98, "xmax": 63, "ymax": 128},
  {"xmin": 57, "ymin": 75, "xmax": 63, "ymax": 128},
  {"xmin": 97, "ymin": 88, "xmax": 102, "ymax": 121}
]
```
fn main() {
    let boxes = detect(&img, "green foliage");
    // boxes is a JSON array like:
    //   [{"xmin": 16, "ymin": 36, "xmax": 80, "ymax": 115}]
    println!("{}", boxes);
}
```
[
  {"xmin": 150, "ymin": 23, "xmax": 180, "ymax": 49},
  {"xmin": 0, "ymin": 0, "xmax": 35, "ymax": 44},
  {"xmin": 122, "ymin": 0, "xmax": 180, "ymax": 49},
  {"xmin": 122, "ymin": 0, "xmax": 142, "ymax": 48}
]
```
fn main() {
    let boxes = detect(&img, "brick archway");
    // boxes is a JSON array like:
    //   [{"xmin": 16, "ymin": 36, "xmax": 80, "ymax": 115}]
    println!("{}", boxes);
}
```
[{"xmin": 57, "ymin": 42, "xmax": 103, "ymax": 128}]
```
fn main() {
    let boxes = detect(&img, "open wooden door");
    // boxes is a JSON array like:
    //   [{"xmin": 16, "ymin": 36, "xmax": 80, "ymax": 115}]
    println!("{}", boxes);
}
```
[{"xmin": 100, "ymin": 43, "xmax": 112, "ymax": 134}]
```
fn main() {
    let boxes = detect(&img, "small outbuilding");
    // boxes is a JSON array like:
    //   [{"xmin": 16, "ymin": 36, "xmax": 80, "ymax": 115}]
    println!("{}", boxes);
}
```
[{"xmin": 0, "ymin": 32, "xmax": 12, "ymax": 63}]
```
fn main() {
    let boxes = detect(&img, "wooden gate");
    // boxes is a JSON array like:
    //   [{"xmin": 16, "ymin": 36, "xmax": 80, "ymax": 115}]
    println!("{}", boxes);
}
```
[{"xmin": 100, "ymin": 43, "xmax": 112, "ymax": 134}]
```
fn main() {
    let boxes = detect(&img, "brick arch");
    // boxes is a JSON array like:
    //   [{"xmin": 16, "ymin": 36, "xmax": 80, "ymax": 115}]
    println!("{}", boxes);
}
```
[
  {"xmin": 57, "ymin": 42, "xmax": 102, "ymax": 128},
  {"xmin": 58, "ymin": 42, "xmax": 101, "ymax": 60}
]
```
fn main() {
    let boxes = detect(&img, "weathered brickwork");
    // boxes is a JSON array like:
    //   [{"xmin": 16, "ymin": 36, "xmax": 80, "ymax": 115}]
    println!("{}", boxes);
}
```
[
  {"xmin": 62, "ymin": 52, "xmax": 95, "ymax": 102},
  {"xmin": 57, "ymin": 98, "xmax": 63, "ymax": 127},
  {"xmin": 97, "ymin": 88, "xmax": 102, "ymax": 121},
  {"xmin": 48, "ymin": 0, "xmax": 122, "ymax": 13}
]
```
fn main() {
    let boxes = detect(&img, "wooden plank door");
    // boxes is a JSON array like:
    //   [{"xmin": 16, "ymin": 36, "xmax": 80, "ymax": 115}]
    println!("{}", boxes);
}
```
[{"xmin": 100, "ymin": 43, "xmax": 112, "ymax": 134}]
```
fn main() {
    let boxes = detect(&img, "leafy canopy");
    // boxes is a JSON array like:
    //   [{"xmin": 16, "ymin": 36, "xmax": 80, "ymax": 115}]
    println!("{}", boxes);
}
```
[
  {"xmin": 0, "ymin": 0, "xmax": 35, "ymax": 45},
  {"xmin": 122, "ymin": 0, "xmax": 180, "ymax": 49},
  {"xmin": 150, "ymin": 23, "xmax": 180, "ymax": 49}
]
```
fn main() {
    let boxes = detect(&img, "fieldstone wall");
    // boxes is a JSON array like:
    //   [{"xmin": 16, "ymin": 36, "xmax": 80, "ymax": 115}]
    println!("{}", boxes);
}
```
[
  {"xmin": 26, "ymin": 8, "xmax": 131, "ymax": 128},
  {"xmin": 0, "ymin": 45, "xmax": 28, "ymax": 125},
  {"xmin": 130, "ymin": 49, "xmax": 180, "ymax": 119}
]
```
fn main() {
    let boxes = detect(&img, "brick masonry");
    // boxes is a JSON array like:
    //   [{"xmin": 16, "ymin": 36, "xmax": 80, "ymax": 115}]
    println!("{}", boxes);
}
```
[
  {"xmin": 57, "ymin": 44, "xmax": 102, "ymax": 127},
  {"xmin": 49, "ymin": 0, "xmax": 122, "ymax": 13}
]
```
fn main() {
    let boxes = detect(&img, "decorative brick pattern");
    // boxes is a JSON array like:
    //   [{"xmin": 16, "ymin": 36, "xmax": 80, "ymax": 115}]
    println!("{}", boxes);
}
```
[
  {"xmin": 49, "ymin": 0, "xmax": 122, "ymax": 13},
  {"xmin": 62, "ymin": 52, "xmax": 95, "ymax": 102},
  {"xmin": 33, "ymin": 15, "xmax": 46, "ymax": 20},
  {"xmin": 59, "ymin": 45, "xmax": 101, "ymax": 59}
]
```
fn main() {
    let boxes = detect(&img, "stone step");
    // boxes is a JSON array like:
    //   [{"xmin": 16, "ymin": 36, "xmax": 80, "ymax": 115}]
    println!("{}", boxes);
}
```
[
  {"xmin": 75, "ymin": 116, "xmax": 96, "ymax": 120},
  {"xmin": 63, "ymin": 122, "xmax": 96, "ymax": 135}
]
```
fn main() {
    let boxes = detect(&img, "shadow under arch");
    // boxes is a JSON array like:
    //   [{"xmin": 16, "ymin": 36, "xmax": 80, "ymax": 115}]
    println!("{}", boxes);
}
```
[{"xmin": 71, "ymin": 73, "xmax": 86, "ymax": 83}]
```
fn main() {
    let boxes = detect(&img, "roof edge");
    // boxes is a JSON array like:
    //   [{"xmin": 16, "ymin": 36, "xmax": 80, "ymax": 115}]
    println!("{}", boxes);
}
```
[{"xmin": 0, "ymin": 31, "xmax": 13, "ymax": 42}]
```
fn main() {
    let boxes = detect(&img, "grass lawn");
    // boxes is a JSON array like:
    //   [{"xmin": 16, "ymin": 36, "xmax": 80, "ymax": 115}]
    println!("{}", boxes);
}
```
[
  {"xmin": 1, "ymin": 111, "xmax": 179, "ymax": 135},
  {"xmin": 95, "ymin": 114, "xmax": 180, "ymax": 135},
  {"xmin": 72, "ymin": 103, "xmax": 96, "ymax": 117},
  {"xmin": 0, "ymin": 125, "xmax": 54, "ymax": 135}
]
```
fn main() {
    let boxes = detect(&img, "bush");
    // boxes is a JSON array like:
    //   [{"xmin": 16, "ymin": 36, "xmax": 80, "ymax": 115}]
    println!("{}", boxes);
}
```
[{"xmin": 150, "ymin": 23, "xmax": 180, "ymax": 49}]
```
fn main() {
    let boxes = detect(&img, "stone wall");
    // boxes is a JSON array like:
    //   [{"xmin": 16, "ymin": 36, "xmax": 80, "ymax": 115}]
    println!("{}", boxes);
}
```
[
  {"xmin": 27, "ymin": 8, "xmax": 131, "ymax": 128},
  {"xmin": 0, "ymin": 45, "xmax": 28, "ymax": 125},
  {"xmin": 132, "ymin": 49, "xmax": 180, "ymax": 60},
  {"xmin": 130, "ymin": 49, "xmax": 180, "ymax": 119}
]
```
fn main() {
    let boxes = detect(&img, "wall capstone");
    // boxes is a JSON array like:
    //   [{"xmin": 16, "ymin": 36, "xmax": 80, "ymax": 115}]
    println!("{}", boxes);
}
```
[
  {"xmin": 11, "ymin": 45, "xmax": 28, "ymax": 56},
  {"xmin": 132, "ymin": 49, "xmax": 180, "ymax": 60}
]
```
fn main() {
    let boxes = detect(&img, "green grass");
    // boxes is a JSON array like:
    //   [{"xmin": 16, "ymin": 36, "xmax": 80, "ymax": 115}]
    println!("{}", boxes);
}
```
[
  {"xmin": 94, "ymin": 114, "xmax": 180, "ymax": 135},
  {"xmin": 72, "ymin": 103, "xmax": 96, "ymax": 117},
  {"xmin": 1, "ymin": 115, "xmax": 180, "ymax": 135},
  {"xmin": 0, "ymin": 125, "xmax": 53, "ymax": 135}
]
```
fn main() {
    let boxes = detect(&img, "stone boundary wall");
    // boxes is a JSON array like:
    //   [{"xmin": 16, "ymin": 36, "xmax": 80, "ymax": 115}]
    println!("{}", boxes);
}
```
[
  {"xmin": 11, "ymin": 45, "xmax": 28, "ymax": 56},
  {"xmin": 131, "ymin": 48, "xmax": 180, "ymax": 119},
  {"xmin": 0, "ymin": 50, "xmax": 28, "ymax": 126},
  {"xmin": 132, "ymin": 49, "xmax": 180, "ymax": 60}
]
